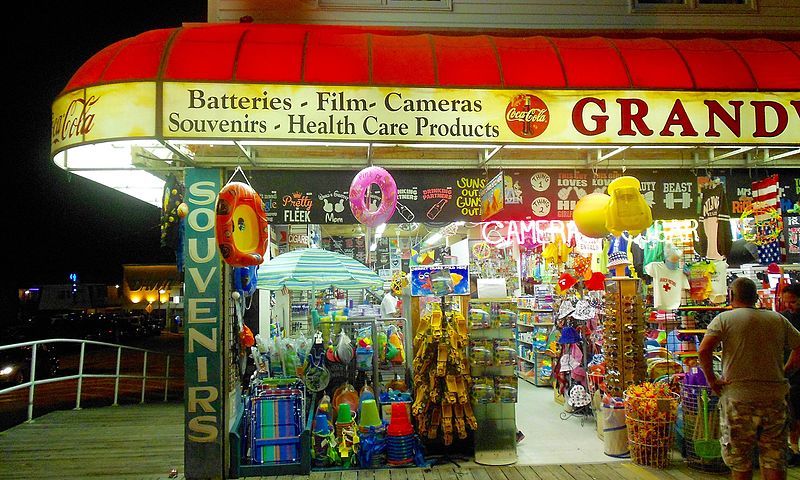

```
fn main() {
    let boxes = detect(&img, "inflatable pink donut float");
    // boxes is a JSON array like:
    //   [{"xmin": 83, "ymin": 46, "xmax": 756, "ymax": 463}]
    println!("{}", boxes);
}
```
[{"xmin": 349, "ymin": 166, "xmax": 398, "ymax": 228}]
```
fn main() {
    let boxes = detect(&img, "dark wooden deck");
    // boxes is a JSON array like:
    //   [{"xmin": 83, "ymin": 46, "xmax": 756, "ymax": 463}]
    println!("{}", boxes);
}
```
[{"xmin": 3, "ymin": 403, "xmax": 800, "ymax": 479}]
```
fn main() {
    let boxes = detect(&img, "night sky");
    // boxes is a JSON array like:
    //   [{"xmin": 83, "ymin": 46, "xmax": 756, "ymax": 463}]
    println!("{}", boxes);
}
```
[{"xmin": 3, "ymin": 2, "xmax": 207, "ymax": 318}]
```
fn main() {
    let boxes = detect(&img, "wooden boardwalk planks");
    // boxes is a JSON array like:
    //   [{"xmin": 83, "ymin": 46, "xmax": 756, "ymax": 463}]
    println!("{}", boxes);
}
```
[
  {"xmin": 3, "ymin": 403, "xmax": 800, "ymax": 479},
  {"xmin": 0, "ymin": 403, "xmax": 183, "ymax": 480}
]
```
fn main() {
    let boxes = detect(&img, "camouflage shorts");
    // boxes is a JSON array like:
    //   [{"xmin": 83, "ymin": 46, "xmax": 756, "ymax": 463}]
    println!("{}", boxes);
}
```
[{"xmin": 719, "ymin": 396, "xmax": 788, "ymax": 472}]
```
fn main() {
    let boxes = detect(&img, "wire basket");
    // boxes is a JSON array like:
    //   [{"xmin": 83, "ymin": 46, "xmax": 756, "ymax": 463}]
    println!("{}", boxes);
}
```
[
  {"xmin": 624, "ymin": 385, "xmax": 680, "ymax": 469},
  {"xmin": 680, "ymin": 383, "xmax": 729, "ymax": 473}
]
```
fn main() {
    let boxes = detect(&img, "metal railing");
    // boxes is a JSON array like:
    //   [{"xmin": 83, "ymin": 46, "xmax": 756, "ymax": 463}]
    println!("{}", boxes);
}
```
[{"xmin": 0, "ymin": 338, "xmax": 183, "ymax": 422}]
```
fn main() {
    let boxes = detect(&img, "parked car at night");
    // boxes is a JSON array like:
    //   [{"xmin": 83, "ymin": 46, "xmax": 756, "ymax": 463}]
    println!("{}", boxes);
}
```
[
  {"xmin": 0, "ymin": 344, "xmax": 59, "ymax": 387},
  {"xmin": 141, "ymin": 316, "xmax": 165, "ymax": 336}
]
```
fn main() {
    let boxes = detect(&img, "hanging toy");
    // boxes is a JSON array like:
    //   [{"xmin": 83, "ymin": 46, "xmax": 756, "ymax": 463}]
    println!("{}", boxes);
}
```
[
  {"xmin": 215, "ymin": 174, "xmax": 269, "ymax": 267},
  {"xmin": 386, "ymin": 326, "xmax": 405, "ymax": 364},
  {"xmin": 305, "ymin": 352, "xmax": 331, "ymax": 392},
  {"xmin": 160, "ymin": 173, "xmax": 185, "ymax": 250},
  {"xmin": 234, "ymin": 265, "xmax": 259, "ymax": 297},
  {"xmin": 573, "ymin": 192, "xmax": 611, "ymax": 238},
  {"xmin": 332, "ymin": 383, "xmax": 360, "ymax": 428},
  {"xmin": 238, "ymin": 324, "xmax": 255, "ymax": 348},
  {"xmin": 390, "ymin": 270, "xmax": 409, "ymax": 296},
  {"xmin": 336, "ymin": 330, "xmax": 355, "ymax": 364},
  {"xmin": 312, "ymin": 413, "xmax": 340, "ymax": 467},
  {"xmin": 334, "ymin": 403, "xmax": 360, "ymax": 467},
  {"xmin": 411, "ymin": 304, "xmax": 477, "ymax": 446},
  {"xmin": 349, "ymin": 166, "xmax": 398, "ymax": 228},
  {"xmin": 376, "ymin": 331, "xmax": 388, "ymax": 363},
  {"xmin": 315, "ymin": 394, "xmax": 334, "ymax": 427},
  {"xmin": 605, "ymin": 176, "xmax": 653, "ymax": 237}
]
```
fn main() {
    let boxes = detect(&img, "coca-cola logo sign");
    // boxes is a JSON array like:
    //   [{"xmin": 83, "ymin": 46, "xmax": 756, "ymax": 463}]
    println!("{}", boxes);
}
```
[{"xmin": 505, "ymin": 94, "xmax": 549, "ymax": 139}]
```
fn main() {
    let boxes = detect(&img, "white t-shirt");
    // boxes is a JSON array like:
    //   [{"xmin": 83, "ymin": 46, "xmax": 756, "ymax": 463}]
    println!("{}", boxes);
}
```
[
  {"xmin": 708, "ymin": 259, "xmax": 728, "ymax": 304},
  {"xmin": 380, "ymin": 292, "xmax": 398, "ymax": 317},
  {"xmin": 645, "ymin": 261, "xmax": 689, "ymax": 310}
]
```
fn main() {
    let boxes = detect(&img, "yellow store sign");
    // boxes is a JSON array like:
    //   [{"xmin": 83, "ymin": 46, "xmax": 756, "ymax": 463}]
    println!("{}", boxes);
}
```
[{"xmin": 52, "ymin": 82, "xmax": 800, "ymax": 154}]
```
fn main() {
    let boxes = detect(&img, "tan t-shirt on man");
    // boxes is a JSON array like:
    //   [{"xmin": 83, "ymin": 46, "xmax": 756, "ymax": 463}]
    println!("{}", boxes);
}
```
[{"xmin": 706, "ymin": 307, "xmax": 800, "ymax": 402}]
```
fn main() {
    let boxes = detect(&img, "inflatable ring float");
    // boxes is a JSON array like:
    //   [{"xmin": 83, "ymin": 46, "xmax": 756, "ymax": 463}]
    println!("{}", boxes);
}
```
[
  {"xmin": 740, "ymin": 207, "xmax": 783, "ymax": 246},
  {"xmin": 349, "ymin": 166, "xmax": 397, "ymax": 228},
  {"xmin": 215, "ymin": 182, "xmax": 269, "ymax": 266},
  {"xmin": 471, "ymin": 241, "xmax": 491, "ymax": 260}
]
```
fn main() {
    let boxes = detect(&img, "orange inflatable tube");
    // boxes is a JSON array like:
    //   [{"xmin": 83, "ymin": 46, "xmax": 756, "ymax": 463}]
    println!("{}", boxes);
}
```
[{"xmin": 215, "ymin": 182, "xmax": 269, "ymax": 267}]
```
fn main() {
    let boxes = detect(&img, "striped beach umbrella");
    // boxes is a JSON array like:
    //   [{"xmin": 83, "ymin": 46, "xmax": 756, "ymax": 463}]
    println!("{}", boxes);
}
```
[{"xmin": 256, "ymin": 247, "xmax": 383, "ymax": 291}]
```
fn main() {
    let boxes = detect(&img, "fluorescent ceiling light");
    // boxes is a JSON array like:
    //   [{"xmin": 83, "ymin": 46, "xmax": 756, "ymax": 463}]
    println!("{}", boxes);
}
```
[
  {"xmin": 504, "ymin": 144, "xmax": 596, "ymax": 150},
  {"xmin": 404, "ymin": 143, "xmax": 499, "ymax": 149},
  {"xmin": 629, "ymin": 145, "xmax": 694, "ymax": 149},
  {"xmin": 168, "ymin": 140, "xmax": 235, "ymax": 146},
  {"xmin": 424, "ymin": 232, "xmax": 443, "ymax": 245},
  {"xmin": 236, "ymin": 140, "xmax": 371, "ymax": 147},
  {"xmin": 53, "ymin": 143, "xmax": 164, "ymax": 207}
]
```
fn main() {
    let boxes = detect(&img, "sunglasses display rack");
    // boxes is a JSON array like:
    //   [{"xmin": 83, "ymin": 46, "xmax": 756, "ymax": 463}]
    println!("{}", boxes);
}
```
[{"xmin": 602, "ymin": 277, "xmax": 647, "ymax": 398}]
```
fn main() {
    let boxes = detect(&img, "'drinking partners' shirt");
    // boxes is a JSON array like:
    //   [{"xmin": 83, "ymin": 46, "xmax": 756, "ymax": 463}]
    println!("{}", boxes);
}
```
[{"xmin": 706, "ymin": 307, "xmax": 800, "ymax": 402}]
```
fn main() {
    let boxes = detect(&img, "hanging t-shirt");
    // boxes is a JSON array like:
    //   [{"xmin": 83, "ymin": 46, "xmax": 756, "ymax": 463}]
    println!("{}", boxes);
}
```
[
  {"xmin": 708, "ymin": 259, "xmax": 728, "ymax": 303},
  {"xmin": 645, "ymin": 261, "xmax": 689, "ymax": 310},
  {"xmin": 642, "ymin": 223, "xmax": 665, "ymax": 268},
  {"xmin": 697, "ymin": 179, "xmax": 733, "ymax": 260},
  {"xmin": 688, "ymin": 261, "xmax": 715, "ymax": 302}
]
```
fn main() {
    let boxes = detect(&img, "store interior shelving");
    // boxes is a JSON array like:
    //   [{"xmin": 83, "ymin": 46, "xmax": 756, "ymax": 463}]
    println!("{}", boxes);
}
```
[{"xmin": 515, "ymin": 298, "xmax": 554, "ymax": 387}]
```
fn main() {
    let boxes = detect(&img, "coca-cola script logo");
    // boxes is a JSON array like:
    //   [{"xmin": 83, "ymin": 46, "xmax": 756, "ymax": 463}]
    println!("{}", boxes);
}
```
[{"xmin": 505, "ymin": 94, "xmax": 549, "ymax": 139}]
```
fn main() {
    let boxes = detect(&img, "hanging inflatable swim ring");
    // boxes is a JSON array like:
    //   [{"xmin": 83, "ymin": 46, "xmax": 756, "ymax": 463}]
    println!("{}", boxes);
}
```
[
  {"xmin": 215, "ymin": 182, "xmax": 269, "ymax": 267},
  {"xmin": 349, "ymin": 166, "xmax": 397, "ymax": 228}
]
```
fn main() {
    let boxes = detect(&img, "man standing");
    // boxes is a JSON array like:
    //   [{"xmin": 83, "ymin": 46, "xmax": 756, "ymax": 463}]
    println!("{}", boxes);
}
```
[
  {"xmin": 698, "ymin": 277, "xmax": 800, "ymax": 480},
  {"xmin": 781, "ymin": 283, "xmax": 800, "ymax": 465},
  {"xmin": 380, "ymin": 288, "xmax": 399, "ymax": 318}
]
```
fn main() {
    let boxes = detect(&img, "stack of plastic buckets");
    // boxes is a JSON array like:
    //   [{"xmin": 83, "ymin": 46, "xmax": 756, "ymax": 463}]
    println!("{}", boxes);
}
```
[
  {"xmin": 386, "ymin": 402, "xmax": 415, "ymax": 466},
  {"xmin": 312, "ymin": 414, "xmax": 333, "ymax": 467},
  {"xmin": 358, "ymin": 399, "xmax": 386, "ymax": 467}
]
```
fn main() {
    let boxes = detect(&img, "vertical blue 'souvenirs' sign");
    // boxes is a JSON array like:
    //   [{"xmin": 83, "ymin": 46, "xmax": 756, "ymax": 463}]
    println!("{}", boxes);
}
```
[{"xmin": 183, "ymin": 168, "xmax": 224, "ymax": 478}]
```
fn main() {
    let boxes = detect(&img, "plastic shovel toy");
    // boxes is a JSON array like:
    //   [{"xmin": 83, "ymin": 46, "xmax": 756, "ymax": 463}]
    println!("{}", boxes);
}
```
[{"xmin": 695, "ymin": 389, "xmax": 721, "ymax": 460}]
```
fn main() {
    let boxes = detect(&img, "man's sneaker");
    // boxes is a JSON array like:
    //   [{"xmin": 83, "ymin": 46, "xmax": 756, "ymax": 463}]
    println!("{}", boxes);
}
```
[{"xmin": 788, "ymin": 452, "xmax": 800, "ymax": 467}]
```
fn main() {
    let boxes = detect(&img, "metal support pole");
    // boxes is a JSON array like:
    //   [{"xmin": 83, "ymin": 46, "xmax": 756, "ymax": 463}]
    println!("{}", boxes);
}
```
[
  {"xmin": 74, "ymin": 342, "xmax": 85, "ymax": 410},
  {"xmin": 26, "ymin": 343, "xmax": 38, "ymax": 422},
  {"xmin": 140, "ymin": 351, "xmax": 148, "ymax": 404},
  {"xmin": 371, "ymin": 318, "xmax": 380, "ymax": 409},
  {"xmin": 113, "ymin": 346, "xmax": 122, "ymax": 406},
  {"xmin": 164, "ymin": 355, "xmax": 171, "ymax": 402}
]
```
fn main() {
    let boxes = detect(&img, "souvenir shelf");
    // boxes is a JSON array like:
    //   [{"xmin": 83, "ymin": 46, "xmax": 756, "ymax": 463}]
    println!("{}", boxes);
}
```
[
  {"xmin": 601, "ymin": 278, "xmax": 647, "ymax": 398},
  {"xmin": 468, "ymin": 298, "xmax": 518, "ymax": 466},
  {"xmin": 515, "ymin": 299, "xmax": 554, "ymax": 387}
]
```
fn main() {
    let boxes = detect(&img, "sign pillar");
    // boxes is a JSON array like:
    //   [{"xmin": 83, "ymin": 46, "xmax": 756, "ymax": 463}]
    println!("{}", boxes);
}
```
[{"xmin": 183, "ymin": 168, "xmax": 225, "ymax": 479}]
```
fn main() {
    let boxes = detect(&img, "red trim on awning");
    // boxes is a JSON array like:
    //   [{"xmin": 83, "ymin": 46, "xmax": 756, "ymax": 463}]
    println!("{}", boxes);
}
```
[{"xmin": 62, "ymin": 23, "xmax": 800, "ymax": 93}]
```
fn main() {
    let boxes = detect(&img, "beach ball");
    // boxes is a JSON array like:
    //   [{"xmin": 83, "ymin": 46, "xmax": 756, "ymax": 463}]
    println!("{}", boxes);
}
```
[{"xmin": 573, "ymin": 192, "xmax": 610, "ymax": 238}]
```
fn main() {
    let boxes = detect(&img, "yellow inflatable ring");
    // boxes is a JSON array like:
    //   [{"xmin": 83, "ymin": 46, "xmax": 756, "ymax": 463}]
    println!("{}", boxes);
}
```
[{"xmin": 215, "ymin": 182, "xmax": 269, "ymax": 267}]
